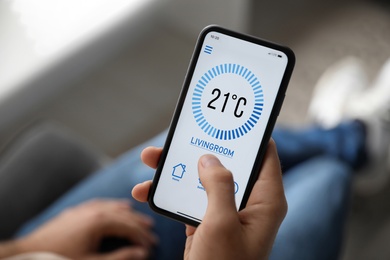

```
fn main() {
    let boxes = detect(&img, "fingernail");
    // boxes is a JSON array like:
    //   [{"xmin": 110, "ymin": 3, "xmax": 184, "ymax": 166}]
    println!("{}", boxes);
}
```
[{"xmin": 200, "ymin": 154, "xmax": 221, "ymax": 168}]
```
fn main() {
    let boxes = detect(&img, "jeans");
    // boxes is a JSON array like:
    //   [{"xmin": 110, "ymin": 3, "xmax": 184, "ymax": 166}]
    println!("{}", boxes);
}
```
[{"xmin": 16, "ymin": 121, "xmax": 365, "ymax": 260}]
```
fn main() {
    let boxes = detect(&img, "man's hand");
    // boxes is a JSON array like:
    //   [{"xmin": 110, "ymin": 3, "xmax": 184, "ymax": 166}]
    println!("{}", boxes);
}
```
[
  {"xmin": 17, "ymin": 199, "xmax": 157, "ymax": 260},
  {"xmin": 132, "ymin": 140, "xmax": 287, "ymax": 260}
]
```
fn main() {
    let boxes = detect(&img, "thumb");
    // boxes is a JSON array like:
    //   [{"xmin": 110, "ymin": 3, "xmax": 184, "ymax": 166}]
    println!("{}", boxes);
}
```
[{"xmin": 198, "ymin": 155, "xmax": 237, "ymax": 218}]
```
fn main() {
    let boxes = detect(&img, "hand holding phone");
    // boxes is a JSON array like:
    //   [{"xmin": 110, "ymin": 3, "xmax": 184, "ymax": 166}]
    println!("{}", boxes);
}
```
[
  {"xmin": 132, "ymin": 140, "xmax": 287, "ymax": 259},
  {"xmin": 147, "ymin": 25, "xmax": 295, "ymax": 226}
]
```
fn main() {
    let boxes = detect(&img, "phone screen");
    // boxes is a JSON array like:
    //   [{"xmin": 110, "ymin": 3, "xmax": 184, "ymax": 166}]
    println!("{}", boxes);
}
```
[{"xmin": 149, "ymin": 26, "xmax": 294, "ymax": 225}]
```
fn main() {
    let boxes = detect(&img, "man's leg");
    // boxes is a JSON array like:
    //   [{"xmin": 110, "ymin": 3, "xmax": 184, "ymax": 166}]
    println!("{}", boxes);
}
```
[
  {"xmin": 273, "ymin": 120, "xmax": 367, "ymax": 171},
  {"xmin": 270, "ymin": 156, "xmax": 352, "ymax": 260},
  {"xmin": 16, "ymin": 122, "xmax": 361, "ymax": 259}
]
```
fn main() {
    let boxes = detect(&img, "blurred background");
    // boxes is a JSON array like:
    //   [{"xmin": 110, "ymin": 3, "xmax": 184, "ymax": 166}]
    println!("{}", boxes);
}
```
[{"xmin": 0, "ymin": 0, "xmax": 389, "ymax": 258}]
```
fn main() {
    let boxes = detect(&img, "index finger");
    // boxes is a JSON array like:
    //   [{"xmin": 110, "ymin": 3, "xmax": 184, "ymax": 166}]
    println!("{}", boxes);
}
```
[
  {"xmin": 132, "ymin": 180, "xmax": 152, "ymax": 202},
  {"xmin": 246, "ymin": 139, "xmax": 285, "ymax": 207},
  {"xmin": 141, "ymin": 147, "xmax": 163, "ymax": 169}
]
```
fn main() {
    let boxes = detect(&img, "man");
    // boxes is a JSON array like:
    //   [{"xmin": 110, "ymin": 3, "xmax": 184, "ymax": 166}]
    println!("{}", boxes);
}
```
[{"xmin": 0, "ymin": 140, "xmax": 287, "ymax": 259}]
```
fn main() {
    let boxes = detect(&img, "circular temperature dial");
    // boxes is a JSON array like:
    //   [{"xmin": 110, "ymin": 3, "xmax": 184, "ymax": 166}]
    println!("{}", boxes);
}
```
[{"xmin": 192, "ymin": 63, "xmax": 264, "ymax": 140}]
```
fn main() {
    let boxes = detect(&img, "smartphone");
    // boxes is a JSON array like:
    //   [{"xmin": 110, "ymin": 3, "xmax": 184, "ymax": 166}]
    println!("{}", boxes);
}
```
[{"xmin": 148, "ymin": 25, "xmax": 295, "ymax": 226}]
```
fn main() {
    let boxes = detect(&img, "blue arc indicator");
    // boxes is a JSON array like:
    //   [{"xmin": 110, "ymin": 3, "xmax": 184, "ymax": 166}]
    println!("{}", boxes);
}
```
[{"xmin": 192, "ymin": 63, "xmax": 264, "ymax": 140}]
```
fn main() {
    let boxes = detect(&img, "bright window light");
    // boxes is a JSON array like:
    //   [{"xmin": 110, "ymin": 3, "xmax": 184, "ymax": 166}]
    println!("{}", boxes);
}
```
[
  {"xmin": 0, "ymin": 0, "xmax": 153, "ymax": 100},
  {"xmin": 9, "ymin": 0, "xmax": 149, "ymax": 56}
]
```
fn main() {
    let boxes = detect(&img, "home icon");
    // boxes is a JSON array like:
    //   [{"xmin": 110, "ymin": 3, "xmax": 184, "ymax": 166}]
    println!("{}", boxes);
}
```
[{"xmin": 172, "ymin": 163, "xmax": 186, "ymax": 179}]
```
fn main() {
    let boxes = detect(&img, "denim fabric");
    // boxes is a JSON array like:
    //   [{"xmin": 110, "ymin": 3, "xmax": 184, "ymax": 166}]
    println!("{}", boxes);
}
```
[{"xmin": 17, "ymin": 121, "xmax": 365, "ymax": 259}]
